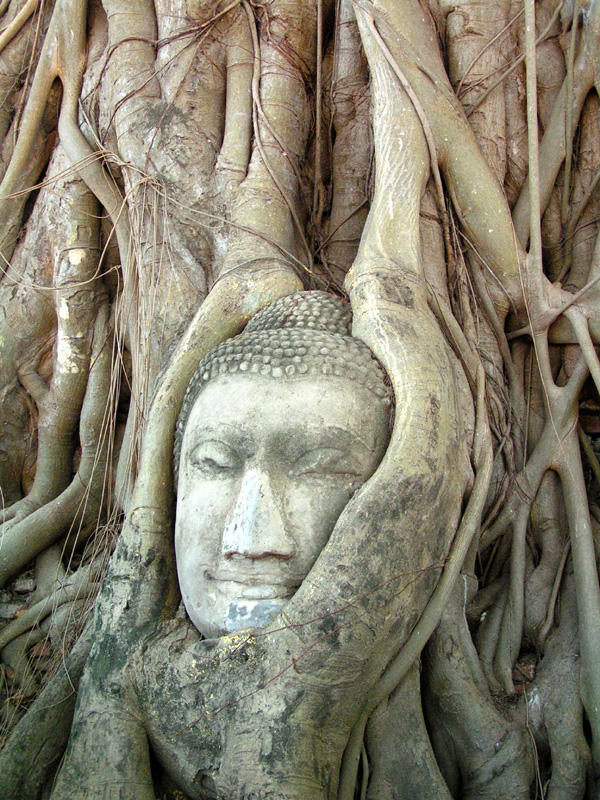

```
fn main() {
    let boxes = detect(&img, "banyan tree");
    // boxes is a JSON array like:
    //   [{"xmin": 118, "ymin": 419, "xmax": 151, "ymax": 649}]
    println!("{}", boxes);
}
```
[{"xmin": 1, "ymin": 0, "xmax": 600, "ymax": 798}]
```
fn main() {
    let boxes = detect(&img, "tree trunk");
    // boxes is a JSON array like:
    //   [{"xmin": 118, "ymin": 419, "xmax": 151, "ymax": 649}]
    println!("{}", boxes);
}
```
[{"xmin": 0, "ymin": 0, "xmax": 599, "ymax": 798}]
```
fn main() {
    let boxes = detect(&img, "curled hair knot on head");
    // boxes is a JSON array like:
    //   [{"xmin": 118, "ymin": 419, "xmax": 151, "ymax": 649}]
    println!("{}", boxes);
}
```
[{"xmin": 174, "ymin": 291, "xmax": 394, "ymax": 476}]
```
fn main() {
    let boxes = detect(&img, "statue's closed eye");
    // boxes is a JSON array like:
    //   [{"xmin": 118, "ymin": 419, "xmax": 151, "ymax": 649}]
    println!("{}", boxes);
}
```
[
  {"xmin": 189, "ymin": 441, "xmax": 240, "ymax": 474},
  {"xmin": 289, "ymin": 448, "xmax": 363, "ymax": 478}
]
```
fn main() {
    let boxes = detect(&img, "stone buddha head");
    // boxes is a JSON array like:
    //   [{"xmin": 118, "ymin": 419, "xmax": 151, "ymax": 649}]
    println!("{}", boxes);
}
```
[{"xmin": 174, "ymin": 292, "xmax": 393, "ymax": 639}]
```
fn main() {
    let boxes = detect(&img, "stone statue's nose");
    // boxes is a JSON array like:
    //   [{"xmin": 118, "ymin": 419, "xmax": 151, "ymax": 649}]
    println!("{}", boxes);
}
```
[{"xmin": 221, "ymin": 469, "xmax": 294, "ymax": 560}]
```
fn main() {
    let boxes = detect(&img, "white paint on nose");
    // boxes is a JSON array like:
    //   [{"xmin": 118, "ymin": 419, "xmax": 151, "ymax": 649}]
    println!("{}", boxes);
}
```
[{"xmin": 221, "ymin": 469, "xmax": 294, "ymax": 559}]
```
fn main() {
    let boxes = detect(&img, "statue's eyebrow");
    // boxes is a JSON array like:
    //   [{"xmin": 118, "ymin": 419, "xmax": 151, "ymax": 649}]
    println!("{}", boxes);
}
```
[
  {"xmin": 300, "ymin": 425, "xmax": 378, "ymax": 453},
  {"xmin": 192, "ymin": 422, "xmax": 239, "ymax": 434},
  {"xmin": 187, "ymin": 423, "xmax": 379, "ymax": 453},
  {"xmin": 183, "ymin": 423, "xmax": 247, "ymax": 448},
  {"xmin": 188, "ymin": 422, "xmax": 247, "ymax": 440}
]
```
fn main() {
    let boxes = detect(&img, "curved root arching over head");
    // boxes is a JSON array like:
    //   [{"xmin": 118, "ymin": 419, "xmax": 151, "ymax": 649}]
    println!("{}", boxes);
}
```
[{"xmin": 1, "ymin": 0, "xmax": 600, "ymax": 798}]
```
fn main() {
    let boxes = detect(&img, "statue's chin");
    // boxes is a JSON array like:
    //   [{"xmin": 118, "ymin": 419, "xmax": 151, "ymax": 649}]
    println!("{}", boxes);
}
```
[
  {"xmin": 193, "ymin": 597, "xmax": 289, "ymax": 639},
  {"xmin": 224, "ymin": 597, "xmax": 288, "ymax": 634}
]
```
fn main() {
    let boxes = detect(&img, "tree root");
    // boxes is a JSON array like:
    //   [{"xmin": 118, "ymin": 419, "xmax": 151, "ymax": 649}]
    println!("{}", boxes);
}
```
[
  {"xmin": 353, "ymin": 0, "xmax": 526, "ymax": 317},
  {"xmin": 0, "ymin": 622, "xmax": 93, "ymax": 800},
  {"xmin": 477, "ymin": 352, "xmax": 589, "ymax": 687},
  {"xmin": 365, "ymin": 664, "xmax": 453, "ymax": 799},
  {"xmin": 0, "ymin": 303, "xmax": 113, "ymax": 586},
  {"xmin": 524, "ymin": 573, "xmax": 590, "ymax": 800},
  {"xmin": 0, "ymin": 0, "xmax": 40, "ymax": 57},
  {"xmin": 424, "ymin": 581, "xmax": 533, "ymax": 800},
  {"xmin": 0, "ymin": 560, "xmax": 99, "ymax": 651},
  {"xmin": 3, "ymin": 177, "xmax": 102, "ymax": 526},
  {"xmin": 322, "ymin": 0, "xmax": 370, "ymax": 284},
  {"xmin": 2, "ymin": 632, "xmax": 40, "ymax": 696},
  {"xmin": 3, "ymin": 2, "xmax": 600, "ymax": 798},
  {"xmin": 555, "ymin": 431, "xmax": 600, "ymax": 767},
  {"xmin": 525, "ymin": 472, "xmax": 568, "ymax": 648},
  {"xmin": 338, "ymin": 365, "xmax": 492, "ymax": 800},
  {"xmin": 0, "ymin": 0, "xmax": 71, "ymax": 271},
  {"xmin": 513, "ymin": 0, "xmax": 600, "ymax": 246},
  {"xmin": 30, "ymin": 544, "xmax": 66, "ymax": 605}
]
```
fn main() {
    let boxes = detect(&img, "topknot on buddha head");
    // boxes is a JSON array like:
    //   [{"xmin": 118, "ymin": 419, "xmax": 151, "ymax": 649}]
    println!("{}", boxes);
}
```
[
  {"xmin": 174, "ymin": 291, "xmax": 393, "ymax": 473},
  {"xmin": 244, "ymin": 290, "xmax": 353, "ymax": 336}
]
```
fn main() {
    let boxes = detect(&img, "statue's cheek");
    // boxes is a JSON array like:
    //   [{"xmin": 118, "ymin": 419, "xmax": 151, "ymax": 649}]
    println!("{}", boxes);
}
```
[
  {"xmin": 284, "ymin": 480, "xmax": 357, "ymax": 563},
  {"xmin": 175, "ymin": 483, "xmax": 240, "ymax": 551}
]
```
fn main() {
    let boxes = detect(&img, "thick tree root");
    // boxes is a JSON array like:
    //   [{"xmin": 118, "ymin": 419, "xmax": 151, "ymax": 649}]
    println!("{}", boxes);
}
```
[
  {"xmin": 0, "ymin": 303, "xmax": 113, "ymax": 586},
  {"xmin": 524, "ymin": 574, "xmax": 590, "ymax": 800},
  {"xmin": 365, "ymin": 665, "xmax": 453, "ymax": 799},
  {"xmin": 3, "ymin": 177, "xmax": 102, "ymax": 527}
]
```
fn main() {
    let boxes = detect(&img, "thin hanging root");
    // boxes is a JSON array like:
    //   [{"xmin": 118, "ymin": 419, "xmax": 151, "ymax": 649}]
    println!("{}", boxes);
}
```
[
  {"xmin": 0, "ymin": 0, "xmax": 40, "ymax": 56},
  {"xmin": 428, "ymin": 287, "xmax": 482, "ymax": 388},
  {"xmin": 455, "ymin": 6, "xmax": 523, "ymax": 101},
  {"xmin": 538, "ymin": 539, "xmax": 571, "ymax": 649},
  {"xmin": 565, "ymin": 306, "xmax": 600, "ymax": 395},
  {"xmin": 429, "ymin": 283, "xmax": 515, "ymax": 462},
  {"xmin": 513, "ymin": 0, "xmax": 600, "ymax": 245},
  {"xmin": 465, "ymin": 0, "xmax": 565, "ymax": 117},
  {"xmin": 187, "ymin": 0, "xmax": 243, "ymax": 27},
  {"xmin": 507, "ymin": 268, "xmax": 600, "ymax": 342},
  {"xmin": 558, "ymin": 165, "xmax": 600, "ymax": 284},
  {"xmin": 480, "ymin": 367, "xmax": 583, "ymax": 551},
  {"xmin": 338, "ymin": 365, "xmax": 493, "ymax": 800},
  {"xmin": 493, "ymin": 504, "xmax": 529, "ymax": 693},
  {"xmin": 38, "ymin": 596, "xmax": 89, "ymax": 643}
]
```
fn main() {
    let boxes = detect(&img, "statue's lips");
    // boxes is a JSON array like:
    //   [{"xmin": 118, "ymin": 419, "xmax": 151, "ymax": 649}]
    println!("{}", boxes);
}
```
[{"xmin": 204, "ymin": 569, "xmax": 300, "ymax": 600}]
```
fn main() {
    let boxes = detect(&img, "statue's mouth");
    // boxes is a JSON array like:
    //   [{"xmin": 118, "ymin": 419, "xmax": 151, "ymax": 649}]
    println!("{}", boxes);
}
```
[{"xmin": 204, "ymin": 569, "xmax": 300, "ymax": 600}]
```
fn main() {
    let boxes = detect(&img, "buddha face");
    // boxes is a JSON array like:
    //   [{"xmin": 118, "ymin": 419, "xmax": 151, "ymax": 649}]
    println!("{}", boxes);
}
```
[{"xmin": 175, "ymin": 373, "xmax": 389, "ymax": 639}]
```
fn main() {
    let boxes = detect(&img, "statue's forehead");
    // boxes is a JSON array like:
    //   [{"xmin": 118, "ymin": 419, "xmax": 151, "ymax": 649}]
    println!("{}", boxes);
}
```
[{"xmin": 183, "ymin": 374, "xmax": 387, "ymax": 450}]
